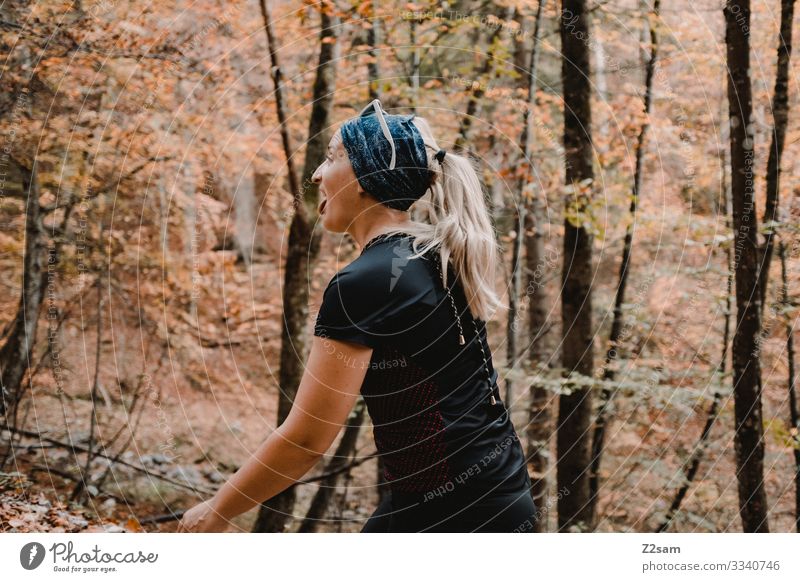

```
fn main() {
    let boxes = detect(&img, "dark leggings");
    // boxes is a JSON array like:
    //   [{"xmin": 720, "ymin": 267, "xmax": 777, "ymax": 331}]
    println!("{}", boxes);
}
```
[{"xmin": 361, "ymin": 488, "xmax": 538, "ymax": 533}]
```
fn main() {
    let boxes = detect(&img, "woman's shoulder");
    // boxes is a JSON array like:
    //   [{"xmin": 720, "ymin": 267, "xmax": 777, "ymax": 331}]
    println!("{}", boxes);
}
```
[{"xmin": 331, "ymin": 234, "xmax": 437, "ymax": 305}]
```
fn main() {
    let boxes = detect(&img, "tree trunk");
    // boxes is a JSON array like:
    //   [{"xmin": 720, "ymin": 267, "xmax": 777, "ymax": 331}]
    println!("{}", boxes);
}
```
[
  {"xmin": 656, "ymin": 139, "xmax": 732, "ymax": 532},
  {"xmin": 524, "ymin": 204, "xmax": 553, "ymax": 532},
  {"xmin": 592, "ymin": 22, "xmax": 608, "ymax": 142},
  {"xmin": 588, "ymin": 0, "xmax": 660, "ymax": 527},
  {"xmin": 362, "ymin": 2, "xmax": 392, "ymax": 505},
  {"xmin": 252, "ymin": 0, "xmax": 339, "ymax": 533},
  {"xmin": 557, "ymin": 0, "xmax": 595, "ymax": 532},
  {"xmin": 758, "ymin": 0, "xmax": 795, "ymax": 313},
  {"xmin": 511, "ymin": 0, "xmax": 550, "ymax": 532},
  {"xmin": 511, "ymin": 5, "xmax": 530, "ymax": 80},
  {"xmin": 298, "ymin": 399, "xmax": 366, "ymax": 532},
  {"xmin": 723, "ymin": 0, "xmax": 769, "ymax": 533},
  {"xmin": 455, "ymin": 5, "xmax": 514, "ymax": 149},
  {"xmin": 366, "ymin": 1, "xmax": 381, "ymax": 101},
  {"xmin": 777, "ymin": 240, "xmax": 799, "ymax": 532},
  {"xmin": 506, "ymin": 1, "xmax": 535, "ymax": 405},
  {"xmin": 505, "ymin": 1, "xmax": 533, "ymax": 401},
  {"xmin": 302, "ymin": 1, "xmax": 387, "ymax": 527},
  {"xmin": 0, "ymin": 158, "xmax": 47, "ymax": 419}
]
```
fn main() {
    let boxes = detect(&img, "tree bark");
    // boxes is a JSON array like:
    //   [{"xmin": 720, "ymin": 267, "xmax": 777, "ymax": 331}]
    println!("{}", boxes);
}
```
[
  {"xmin": 0, "ymin": 158, "xmax": 47, "ymax": 419},
  {"xmin": 298, "ymin": 399, "xmax": 366, "ymax": 532},
  {"xmin": 302, "ymin": 1, "xmax": 388, "ymax": 528},
  {"xmin": 252, "ymin": 0, "xmax": 339, "ymax": 533},
  {"xmin": 362, "ymin": 2, "xmax": 392, "ymax": 505},
  {"xmin": 776, "ymin": 239, "xmax": 799, "ymax": 532},
  {"xmin": 723, "ymin": 0, "xmax": 769, "ymax": 533},
  {"xmin": 455, "ymin": 4, "xmax": 514, "ymax": 149},
  {"xmin": 505, "ymin": 0, "xmax": 533, "ymax": 401},
  {"xmin": 409, "ymin": 15, "xmax": 420, "ymax": 111},
  {"xmin": 758, "ymin": 0, "xmax": 795, "ymax": 313},
  {"xmin": 557, "ymin": 0, "xmax": 595, "ymax": 532},
  {"xmin": 366, "ymin": 1, "xmax": 381, "ymax": 101},
  {"xmin": 510, "ymin": 0, "xmax": 550, "ymax": 532}
]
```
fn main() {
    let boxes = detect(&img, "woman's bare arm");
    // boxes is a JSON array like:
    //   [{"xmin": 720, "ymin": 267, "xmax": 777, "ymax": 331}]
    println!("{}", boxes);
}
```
[{"xmin": 207, "ymin": 335, "xmax": 372, "ymax": 523}]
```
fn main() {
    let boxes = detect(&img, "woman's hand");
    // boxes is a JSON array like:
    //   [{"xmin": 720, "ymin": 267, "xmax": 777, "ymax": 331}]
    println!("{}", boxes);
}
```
[{"xmin": 177, "ymin": 499, "xmax": 231, "ymax": 533}]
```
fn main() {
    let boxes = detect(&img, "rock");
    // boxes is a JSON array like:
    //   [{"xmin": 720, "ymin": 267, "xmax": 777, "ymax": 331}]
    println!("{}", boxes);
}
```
[
  {"xmin": 204, "ymin": 470, "xmax": 225, "ymax": 484},
  {"xmin": 166, "ymin": 465, "xmax": 203, "ymax": 486},
  {"xmin": 140, "ymin": 453, "xmax": 171, "ymax": 466}
]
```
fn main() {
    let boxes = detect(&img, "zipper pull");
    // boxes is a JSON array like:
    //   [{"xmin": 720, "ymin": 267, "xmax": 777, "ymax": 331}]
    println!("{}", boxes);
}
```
[{"xmin": 458, "ymin": 333, "xmax": 465, "ymax": 345}]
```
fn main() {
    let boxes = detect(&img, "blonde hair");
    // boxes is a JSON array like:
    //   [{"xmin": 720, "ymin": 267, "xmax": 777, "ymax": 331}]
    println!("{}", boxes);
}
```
[{"xmin": 377, "ymin": 116, "xmax": 504, "ymax": 322}]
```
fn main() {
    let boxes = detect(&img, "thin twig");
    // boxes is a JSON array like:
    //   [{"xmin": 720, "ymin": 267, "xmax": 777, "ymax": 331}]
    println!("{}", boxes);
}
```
[{"xmin": 0, "ymin": 424, "xmax": 214, "ymax": 495}]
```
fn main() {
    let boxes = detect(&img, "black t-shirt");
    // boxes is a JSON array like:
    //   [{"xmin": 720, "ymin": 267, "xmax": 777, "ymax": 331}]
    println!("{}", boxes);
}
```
[{"xmin": 313, "ymin": 233, "xmax": 530, "ymax": 503}]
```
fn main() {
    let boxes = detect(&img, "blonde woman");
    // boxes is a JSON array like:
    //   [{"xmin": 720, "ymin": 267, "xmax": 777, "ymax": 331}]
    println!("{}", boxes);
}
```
[{"xmin": 179, "ymin": 99, "xmax": 535, "ymax": 533}]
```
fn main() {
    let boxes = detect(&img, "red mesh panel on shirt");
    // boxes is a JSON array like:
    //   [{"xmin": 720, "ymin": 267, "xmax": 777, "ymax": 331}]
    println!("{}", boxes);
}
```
[{"xmin": 361, "ymin": 345, "xmax": 451, "ymax": 493}]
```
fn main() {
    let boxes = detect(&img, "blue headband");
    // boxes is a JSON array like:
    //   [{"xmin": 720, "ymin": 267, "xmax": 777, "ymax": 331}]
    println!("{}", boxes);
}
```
[{"xmin": 339, "ymin": 99, "xmax": 433, "ymax": 211}]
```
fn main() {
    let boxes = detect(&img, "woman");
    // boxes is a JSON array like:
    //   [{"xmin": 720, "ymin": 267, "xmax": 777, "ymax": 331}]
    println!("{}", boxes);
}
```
[{"xmin": 178, "ymin": 99, "xmax": 536, "ymax": 533}]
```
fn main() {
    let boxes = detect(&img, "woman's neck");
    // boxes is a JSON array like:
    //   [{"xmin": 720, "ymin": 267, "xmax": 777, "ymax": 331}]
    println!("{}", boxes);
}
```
[{"xmin": 350, "ymin": 213, "xmax": 412, "ymax": 248}]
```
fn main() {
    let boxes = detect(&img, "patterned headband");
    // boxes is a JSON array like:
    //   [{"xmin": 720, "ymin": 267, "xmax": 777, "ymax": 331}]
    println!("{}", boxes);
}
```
[{"xmin": 339, "ymin": 99, "xmax": 435, "ymax": 212}]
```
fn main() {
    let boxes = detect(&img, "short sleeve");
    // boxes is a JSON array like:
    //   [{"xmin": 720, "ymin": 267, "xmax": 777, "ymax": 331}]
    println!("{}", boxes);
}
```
[{"xmin": 313, "ymin": 258, "xmax": 436, "ymax": 349}]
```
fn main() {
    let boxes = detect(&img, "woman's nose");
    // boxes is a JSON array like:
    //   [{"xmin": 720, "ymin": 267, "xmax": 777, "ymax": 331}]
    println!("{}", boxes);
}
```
[{"xmin": 311, "ymin": 166, "xmax": 322, "ymax": 184}]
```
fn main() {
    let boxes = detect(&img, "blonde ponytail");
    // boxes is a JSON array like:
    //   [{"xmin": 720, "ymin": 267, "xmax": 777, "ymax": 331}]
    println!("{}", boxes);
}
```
[{"xmin": 377, "ymin": 116, "xmax": 505, "ymax": 322}]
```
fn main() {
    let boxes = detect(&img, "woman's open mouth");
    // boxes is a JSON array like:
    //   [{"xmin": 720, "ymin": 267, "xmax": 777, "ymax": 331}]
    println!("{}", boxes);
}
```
[{"xmin": 318, "ymin": 197, "xmax": 327, "ymax": 215}]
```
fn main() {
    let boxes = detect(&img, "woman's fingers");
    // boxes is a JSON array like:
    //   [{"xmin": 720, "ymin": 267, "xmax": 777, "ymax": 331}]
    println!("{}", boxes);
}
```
[{"xmin": 176, "ymin": 514, "xmax": 193, "ymax": 532}]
